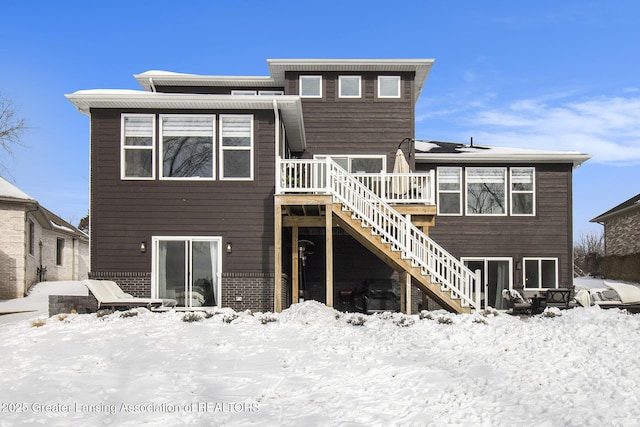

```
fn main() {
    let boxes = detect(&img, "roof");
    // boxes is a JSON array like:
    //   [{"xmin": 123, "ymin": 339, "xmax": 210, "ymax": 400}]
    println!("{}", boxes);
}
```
[
  {"xmin": 414, "ymin": 140, "xmax": 591, "ymax": 168},
  {"xmin": 0, "ymin": 177, "xmax": 87, "ymax": 241},
  {"xmin": 134, "ymin": 58, "xmax": 435, "ymax": 104},
  {"xmin": 591, "ymin": 193, "xmax": 640, "ymax": 223},
  {"xmin": 65, "ymin": 90, "xmax": 306, "ymax": 151},
  {"xmin": 0, "ymin": 176, "xmax": 36, "ymax": 202}
]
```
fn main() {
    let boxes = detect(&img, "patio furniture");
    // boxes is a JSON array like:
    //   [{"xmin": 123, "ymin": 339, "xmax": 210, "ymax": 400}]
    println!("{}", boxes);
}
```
[
  {"xmin": 502, "ymin": 289, "xmax": 533, "ymax": 314},
  {"xmin": 84, "ymin": 280, "xmax": 177, "ymax": 310},
  {"xmin": 545, "ymin": 288, "xmax": 572, "ymax": 309}
]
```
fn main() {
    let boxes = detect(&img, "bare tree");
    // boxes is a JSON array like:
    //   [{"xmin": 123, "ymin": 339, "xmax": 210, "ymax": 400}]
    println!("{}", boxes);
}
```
[
  {"xmin": 0, "ymin": 92, "xmax": 27, "ymax": 174},
  {"xmin": 574, "ymin": 231, "xmax": 604, "ymax": 277}
]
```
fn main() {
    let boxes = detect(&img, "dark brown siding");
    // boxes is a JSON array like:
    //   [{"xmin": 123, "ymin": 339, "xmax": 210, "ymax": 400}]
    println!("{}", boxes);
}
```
[
  {"xmin": 286, "ymin": 71, "xmax": 416, "ymax": 170},
  {"xmin": 89, "ymin": 108, "xmax": 276, "ymax": 275},
  {"xmin": 416, "ymin": 162, "xmax": 574, "ymax": 288}
]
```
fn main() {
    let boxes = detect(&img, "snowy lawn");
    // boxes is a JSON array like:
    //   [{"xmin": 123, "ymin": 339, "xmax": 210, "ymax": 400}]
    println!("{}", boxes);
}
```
[{"xmin": 1, "ymin": 283, "xmax": 640, "ymax": 426}]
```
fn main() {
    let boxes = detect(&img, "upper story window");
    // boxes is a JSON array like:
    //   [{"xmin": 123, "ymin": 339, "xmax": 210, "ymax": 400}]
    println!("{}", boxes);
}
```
[
  {"xmin": 160, "ymin": 115, "xmax": 215, "ymax": 180},
  {"xmin": 511, "ymin": 167, "xmax": 535, "ymax": 215},
  {"xmin": 122, "ymin": 114, "xmax": 155, "ymax": 179},
  {"xmin": 437, "ymin": 167, "xmax": 462, "ymax": 215},
  {"xmin": 56, "ymin": 238, "xmax": 65, "ymax": 266},
  {"xmin": 231, "ymin": 90, "xmax": 257, "ymax": 95},
  {"xmin": 338, "ymin": 76, "xmax": 361, "ymax": 98},
  {"xmin": 314, "ymin": 155, "xmax": 385, "ymax": 173},
  {"xmin": 299, "ymin": 75, "xmax": 322, "ymax": 98},
  {"xmin": 378, "ymin": 76, "xmax": 401, "ymax": 98},
  {"xmin": 220, "ymin": 115, "xmax": 253, "ymax": 180},
  {"xmin": 259, "ymin": 90, "xmax": 284, "ymax": 96},
  {"xmin": 466, "ymin": 168, "xmax": 507, "ymax": 215}
]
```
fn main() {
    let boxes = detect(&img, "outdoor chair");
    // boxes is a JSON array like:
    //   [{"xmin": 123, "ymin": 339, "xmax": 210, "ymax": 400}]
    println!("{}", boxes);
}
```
[
  {"xmin": 84, "ymin": 279, "xmax": 177, "ymax": 310},
  {"xmin": 502, "ymin": 289, "xmax": 533, "ymax": 314}
]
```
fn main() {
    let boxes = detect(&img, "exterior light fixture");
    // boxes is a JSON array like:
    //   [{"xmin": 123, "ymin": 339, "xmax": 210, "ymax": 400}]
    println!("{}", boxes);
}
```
[
  {"xmin": 226, "ymin": 242, "xmax": 232, "ymax": 254},
  {"xmin": 140, "ymin": 241, "xmax": 147, "ymax": 253}
]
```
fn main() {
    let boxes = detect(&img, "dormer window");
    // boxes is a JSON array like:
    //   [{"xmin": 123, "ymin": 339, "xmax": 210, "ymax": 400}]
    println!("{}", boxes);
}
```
[
  {"xmin": 339, "ymin": 76, "xmax": 361, "ymax": 98},
  {"xmin": 299, "ymin": 75, "xmax": 322, "ymax": 98}
]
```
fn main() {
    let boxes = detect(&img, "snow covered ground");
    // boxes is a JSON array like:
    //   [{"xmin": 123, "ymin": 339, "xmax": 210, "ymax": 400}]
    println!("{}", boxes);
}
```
[{"xmin": 1, "ymin": 281, "xmax": 640, "ymax": 426}]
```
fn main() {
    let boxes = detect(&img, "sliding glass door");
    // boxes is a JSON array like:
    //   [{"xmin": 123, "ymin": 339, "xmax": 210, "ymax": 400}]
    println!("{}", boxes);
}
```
[
  {"xmin": 153, "ymin": 237, "xmax": 221, "ymax": 307},
  {"xmin": 463, "ymin": 258, "xmax": 512, "ymax": 310}
]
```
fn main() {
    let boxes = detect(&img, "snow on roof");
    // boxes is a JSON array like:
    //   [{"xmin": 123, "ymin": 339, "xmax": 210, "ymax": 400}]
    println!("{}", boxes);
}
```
[
  {"xmin": 0, "ymin": 176, "xmax": 36, "ymax": 201},
  {"xmin": 415, "ymin": 140, "xmax": 590, "ymax": 167}
]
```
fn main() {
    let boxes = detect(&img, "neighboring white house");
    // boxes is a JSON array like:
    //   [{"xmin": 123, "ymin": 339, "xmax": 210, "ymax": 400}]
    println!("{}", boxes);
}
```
[{"xmin": 0, "ymin": 176, "xmax": 89, "ymax": 299}]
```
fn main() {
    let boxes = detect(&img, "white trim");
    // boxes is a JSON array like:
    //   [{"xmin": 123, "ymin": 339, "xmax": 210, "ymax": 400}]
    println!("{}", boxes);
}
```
[
  {"xmin": 510, "ymin": 167, "xmax": 536, "ymax": 216},
  {"xmin": 151, "ymin": 236, "xmax": 223, "ymax": 308},
  {"xmin": 377, "ymin": 75, "xmax": 401, "ymax": 98},
  {"xmin": 523, "ymin": 257, "xmax": 559, "ymax": 290},
  {"xmin": 219, "ymin": 114, "xmax": 254, "ymax": 181},
  {"xmin": 159, "ymin": 114, "xmax": 216, "ymax": 181},
  {"xmin": 465, "ymin": 167, "xmax": 508, "ymax": 216},
  {"xmin": 338, "ymin": 75, "xmax": 362, "ymax": 98},
  {"xmin": 299, "ymin": 75, "xmax": 322, "ymax": 98},
  {"xmin": 462, "ymin": 257, "xmax": 513, "ymax": 309},
  {"xmin": 121, "ymin": 114, "xmax": 156, "ymax": 180},
  {"xmin": 231, "ymin": 90, "xmax": 258, "ymax": 95}
]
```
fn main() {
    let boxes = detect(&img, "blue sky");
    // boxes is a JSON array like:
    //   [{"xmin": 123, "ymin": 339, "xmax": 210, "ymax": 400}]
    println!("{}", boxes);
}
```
[{"xmin": 1, "ymin": 0, "xmax": 638, "ymax": 240}]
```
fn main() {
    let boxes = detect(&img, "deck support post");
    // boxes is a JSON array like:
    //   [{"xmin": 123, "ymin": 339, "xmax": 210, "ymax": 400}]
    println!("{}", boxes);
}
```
[
  {"xmin": 292, "ymin": 226, "xmax": 299, "ymax": 304},
  {"xmin": 274, "ymin": 201, "xmax": 282, "ymax": 313},
  {"xmin": 400, "ymin": 271, "xmax": 412, "ymax": 314},
  {"xmin": 325, "ymin": 205, "xmax": 333, "ymax": 308}
]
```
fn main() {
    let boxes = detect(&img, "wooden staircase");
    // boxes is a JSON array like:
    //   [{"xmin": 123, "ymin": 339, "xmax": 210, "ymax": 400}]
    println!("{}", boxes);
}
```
[{"xmin": 332, "ymin": 204, "xmax": 470, "ymax": 314}]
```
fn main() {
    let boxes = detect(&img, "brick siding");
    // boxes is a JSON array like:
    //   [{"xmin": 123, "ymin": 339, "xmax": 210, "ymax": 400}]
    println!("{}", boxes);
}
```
[{"xmin": 604, "ymin": 209, "xmax": 640, "ymax": 256}]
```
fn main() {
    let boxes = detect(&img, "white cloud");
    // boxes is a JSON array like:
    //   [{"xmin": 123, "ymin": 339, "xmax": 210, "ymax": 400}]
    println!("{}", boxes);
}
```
[{"xmin": 446, "ymin": 95, "xmax": 640, "ymax": 165}]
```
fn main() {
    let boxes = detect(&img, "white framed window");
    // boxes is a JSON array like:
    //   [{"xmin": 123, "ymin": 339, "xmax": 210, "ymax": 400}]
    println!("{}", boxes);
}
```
[
  {"xmin": 121, "ymin": 114, "xmax": 155, "ymax": 180},
  {"xmin": 466, "ymin": 167, "xmax": 507, "ymax": 215},
  {"xmin": 339, "ymin": 75, "xmax": 361, "ymax": 98},
  {"xmin": 524, "ymin": 258, "xmax": 558, "ymax": 289},
  {"xmin": 219, "ymin": 115, "xmax": 254, "ymax": 180},
  {"xmin": 378, "ymin": 76, "xmax": 401, "ymax": 98},
  {"xmin": 299, "ymin": 75, "xmax": 322, "ymax": 98},
  {"xmin": 511, "ymin": 167, "xmax": 535, "ymax": 216},
  {"xmin": 259, "ymin": 90, "xmax": 284, "ymax": 96},
  {"xmin": 160, "ymin": 115, "xmax": 215, "ymax": 180},
  {"xmin": 437, "ymin": 167, "xmax": 462, "ymax": 215},
  {"xmin": 231, "ymin": 90, "xmax": 257, "ymax": 95},
  {"xmin": 314, "ymin": 154, "xmax": 385, "ymax": 173}
]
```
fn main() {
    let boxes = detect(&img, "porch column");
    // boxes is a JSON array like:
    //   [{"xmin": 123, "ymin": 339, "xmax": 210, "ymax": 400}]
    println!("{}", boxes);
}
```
[
  {"xmin": 292, "ymin": 226, "xmax": 299, "ymax": 304},
  {"xmin": 402, "ymin": 271, "xmax": 412, "ymax": 314},
  {"xmin": 325, "ymin": 206, "xmax": 334, "ymax": 308},
  {"xmin": 274, "ymin": 200, "xmax": 282, "ymax": 312}
]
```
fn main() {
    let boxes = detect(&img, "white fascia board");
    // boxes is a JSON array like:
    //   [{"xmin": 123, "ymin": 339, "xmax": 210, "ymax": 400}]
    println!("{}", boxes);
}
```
[
  {"xmin": 134, "ymin": 71, "xmax": 277, "ymax": 91},
  {"xmin": 415, "ymin": 152, "xmax": 591, "ymax": 168}
]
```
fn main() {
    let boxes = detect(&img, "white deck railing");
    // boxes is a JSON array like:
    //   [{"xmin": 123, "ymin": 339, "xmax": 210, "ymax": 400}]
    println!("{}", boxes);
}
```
[{"xmin": 277, "ymin": 157, "xmax": 481, "ymax": 311}]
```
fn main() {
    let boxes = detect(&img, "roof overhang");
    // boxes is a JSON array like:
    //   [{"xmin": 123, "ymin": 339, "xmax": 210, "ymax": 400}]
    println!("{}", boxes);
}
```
[
  {"xmin": 65, "ymin": 91, "xmax": 306, "ymax": 151},
  {"xmin": 135, "ymin": 71, "xmax": 278, "ymax": 91},
  {"xmin": 415, "ymin": 144, "xmax": 590, "ymax": 169},
  {"xmin": 591, "ymin": 195, "xmax": 640, "ymax": 223}
]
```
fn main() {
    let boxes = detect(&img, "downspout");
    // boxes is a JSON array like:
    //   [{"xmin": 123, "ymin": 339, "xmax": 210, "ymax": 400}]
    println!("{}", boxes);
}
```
[{"xmin": 273, "ymin": 99, "xmax": 281, "ymax": 191}]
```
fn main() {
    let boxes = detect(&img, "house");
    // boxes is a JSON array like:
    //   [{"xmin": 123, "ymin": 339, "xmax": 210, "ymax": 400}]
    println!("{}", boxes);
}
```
[
  {"xmin": 0, "ymin": 176, "xmax": 89, "ymax": 299},
  {"xmin": 66, "ymin": 58, "xmax": 589, "ymax": 314},
  {"xmin": 591, "ymin": 193, "xmax": 640, "ymax": 283}
]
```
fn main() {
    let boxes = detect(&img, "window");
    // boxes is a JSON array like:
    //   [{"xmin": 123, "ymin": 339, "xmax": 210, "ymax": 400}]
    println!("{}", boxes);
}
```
[
  {"xmin": 437, "ymin": 167, "xmax": 462, "ymax": 215},
  {"xmin": 231, "ymin": 90, "xmax": 257, "ymax": 95},
  {"xmin": 56, "ymin": 238, "xmax": 65, "ymax": 266},
  {"xmin": 466, "ymin": 168, "xmax": 507, "ymax": 215},
  {"xmin": 220, "ymin": 115, "xmax": 253, "ymax": 180},
  {"xmin": 161, "ymin": 115, "xmax": 215, "ymax": 179},
  {"xmin": 524, "ymin": 258, "xmax": 558, "ymax": 289},
  {"xmin": 314, "ymin": 155, "xmax": 385, "ymax": 173},
  {"xmin": 28, "ymin": 220, "xmax": 35, "ymax": 256},
  {"xmin": 339, "ymin": 76, "xmax": 361, "ymax": 98},
  {"xmin": 122, "ymin": 114, "xmax": 155, "ymax": 179},
  {"xmin": 378, "ymin": 76, "xmax": 401, "ymax": 98},
  {"xmin": 511, "ymin": 168, "xmax": 535, "ymax": 215},
  {"xmin": 299, "ymin": 75, "xmax": 322, "ymax": 98},
  {"xmin": 258, "ymin": 90, "xmax": 284, "ymax": 96}
]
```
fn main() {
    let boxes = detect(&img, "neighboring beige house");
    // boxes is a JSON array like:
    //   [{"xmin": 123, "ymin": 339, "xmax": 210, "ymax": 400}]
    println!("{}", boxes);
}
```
[
  {"xmin": 591, "ymin": 193, "xmax": 640, "ymax": 282},
  {"xmin": 0, "ymin": 177, "xmax": 89, "ymax": 299}
]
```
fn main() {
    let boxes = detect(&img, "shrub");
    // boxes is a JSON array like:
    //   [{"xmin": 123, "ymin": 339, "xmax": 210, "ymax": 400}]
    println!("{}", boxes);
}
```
[
  {"xmin": 259, "ymin": 313, "xmax": 278, "ymax": 325},
  {"xmin": 419, "ymin": 311, "xmax": 434, "ymax": 320},
  {"xmin": 30, "ymin": 319, "xmax": 46, "ymax": 328},
  {"xmin": 393, "ymin": 316, "xmax": 415, "ymax": 327},
  {"xmin": 120, "ymin": 311, "xmax": 138, "ymax": 318},
  {"xmin": 346, "ymin": 314, "xmax": 367, "ymax": 327},
  {"xmin": 182, "ymin": 313, "xmax": 203, "ymax": 323},
  {"xmin": 96, "ymin": 309, "xmax": 113, "ymax": 318},
  {"xmin": 437, "ymin": 316, "xmax": 454, "ymax": 325}
]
